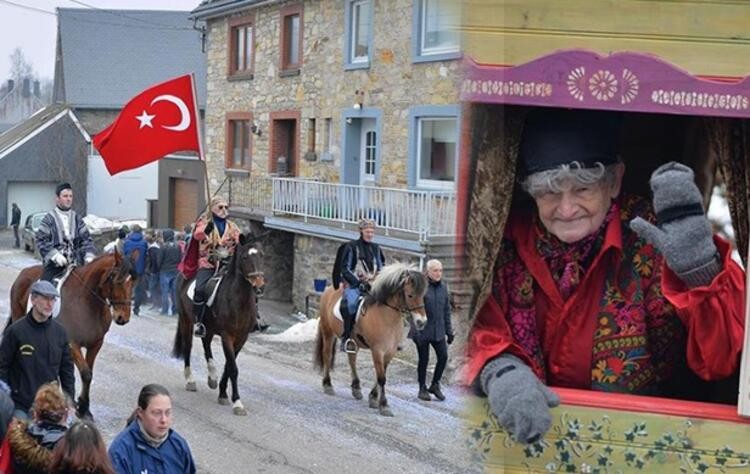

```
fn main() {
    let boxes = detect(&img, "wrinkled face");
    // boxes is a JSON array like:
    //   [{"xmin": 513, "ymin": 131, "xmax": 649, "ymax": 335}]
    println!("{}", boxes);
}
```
[
  {"xmin": 404, "ymin": 279, "xmax": 427, "ymax": 330},
  {"xmin": 56, "ymin": 189, "xmax": 73, "ymax": 211},
  {"xmin": 534, "ymin": 169, "xmax": 623, "ymax": 243},
  {"xmin": 212, "ymin": 200, "xmax": 229, "ymax": 219},
  {"xmin": 426, "ymin": 264, "xmax": 443, "ymax": 282},
  {"xmin": 360, "ymin": 227, "xmax": 375, "ymax": 242},
  {"xmin": 138, "ymin": 394, "xmax": 172, "ymax": 438},
  {"xmin": 239, "ymin": 244, "xmax": 265, "ymax": 288},
  {"xmin": 30, "ymin": 293, "xmax": 56, "ymax": 319}
]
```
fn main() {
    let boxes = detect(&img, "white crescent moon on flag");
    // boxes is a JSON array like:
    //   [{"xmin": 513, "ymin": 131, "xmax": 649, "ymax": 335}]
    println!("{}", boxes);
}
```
[{"xmin": 150, "ymin": 94, "xmax": 191, "ymax": 131}]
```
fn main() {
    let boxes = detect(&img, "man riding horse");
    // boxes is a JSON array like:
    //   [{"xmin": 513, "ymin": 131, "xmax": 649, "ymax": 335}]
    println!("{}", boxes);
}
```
[
  {"xmin": 337, "ymin": 218, "xmax": 385, "ymax": 353},
  {"xmin": 36, "ymin": 182, "xmax": 96, "ymax": 284}
]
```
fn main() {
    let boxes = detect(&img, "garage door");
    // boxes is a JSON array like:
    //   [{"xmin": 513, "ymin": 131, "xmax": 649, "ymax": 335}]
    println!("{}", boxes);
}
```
[
  {"xmin": 7, "ymin": 181, "xmax": 57, "ymax": 224},
  {"xmin": 172, "ymin": 178, "xmax": 198, "ymax": 230}
]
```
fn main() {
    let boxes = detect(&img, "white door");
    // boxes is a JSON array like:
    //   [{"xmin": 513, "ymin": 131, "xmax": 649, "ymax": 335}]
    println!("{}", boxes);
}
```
[
  {"xmin": 359, "ymin": 119, "xmax": 377, "ymax": 185},
  {"xmin": 7, "ymin": 181, "xmax": 57, "ymax": 224}
]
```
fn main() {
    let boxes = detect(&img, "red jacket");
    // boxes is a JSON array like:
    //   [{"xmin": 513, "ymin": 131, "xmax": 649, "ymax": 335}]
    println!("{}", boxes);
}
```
[{"xmin": 466, "ymin": 196, "xmax": 745, "ymax": 393}]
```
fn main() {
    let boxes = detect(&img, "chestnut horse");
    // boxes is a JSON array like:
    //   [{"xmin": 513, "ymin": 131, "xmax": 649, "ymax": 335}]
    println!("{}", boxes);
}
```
[
  {"xmin": 7, "ymin": 252, "xmax": 137, "ymax": 418},
  {"xmin": 172, "ymin": 234, "xmax": 265, "ymax": 416},
  {"xmin": 314, "ymin": 263, "xmax": 428, "ymax": 416}
]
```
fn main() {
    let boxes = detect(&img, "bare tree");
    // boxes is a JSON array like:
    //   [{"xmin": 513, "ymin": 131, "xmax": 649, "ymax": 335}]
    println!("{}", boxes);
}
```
[{"xmin": 9, "ymin": 47, "xmax": 36, "ymax": 82}]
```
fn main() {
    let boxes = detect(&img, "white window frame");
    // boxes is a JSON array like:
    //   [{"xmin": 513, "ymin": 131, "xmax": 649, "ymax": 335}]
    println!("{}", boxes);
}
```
[
  {"xmin": 415, "ymin": 116, "xmax": 457, "ymax": 190},
  {"xmin": 350, "ymin": 0, "xmax": 370, "ymax": 64},
  {"xmin": 419, "ymin": 0, "xmax": 459, "ymax": 57}
]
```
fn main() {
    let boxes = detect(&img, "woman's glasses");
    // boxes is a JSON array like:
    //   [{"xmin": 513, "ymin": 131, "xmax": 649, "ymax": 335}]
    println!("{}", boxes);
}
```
[{"xmin": 217, "ymin": 205, "xmax": 229, "ymax": 210}]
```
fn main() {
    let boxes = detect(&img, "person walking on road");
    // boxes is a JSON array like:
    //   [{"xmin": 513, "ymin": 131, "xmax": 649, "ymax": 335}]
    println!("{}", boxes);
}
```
[{"xmin": 10, "ymin": 203, "xmax": 21, "ymax": 248}]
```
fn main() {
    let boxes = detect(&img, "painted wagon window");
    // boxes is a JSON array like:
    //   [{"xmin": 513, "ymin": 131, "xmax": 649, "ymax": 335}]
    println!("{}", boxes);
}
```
[
  {"xmin": 417, "ymin": 117, "xmax": 456, "ymax": 188},
  {"xmin": 350, "ymin": 1, "xmax": 371, "ymax": 63},
  {"xmin": 231, "ymin": 24, "xmax": 253, "ymax": 73},
  {"xmin": 420, "ymin": 0, "xmax": 459, "ymax": 55}
]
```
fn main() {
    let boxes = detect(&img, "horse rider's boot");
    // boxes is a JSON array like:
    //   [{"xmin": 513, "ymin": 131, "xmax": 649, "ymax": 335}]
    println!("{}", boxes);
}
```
[
  {"xmin": 340, "ymin": 305, "xmax": 356, "ymax": 353},
  {"xmin": 193, "ymin": 302, "xmax": 207, "ymax": 338},
  {"xmin": 428, "ymin": 382, "xmax": 445, "ymax": 401},
  {"xmin": 418, "ymin": 385, "xmax": 431, "ymax": 401}
]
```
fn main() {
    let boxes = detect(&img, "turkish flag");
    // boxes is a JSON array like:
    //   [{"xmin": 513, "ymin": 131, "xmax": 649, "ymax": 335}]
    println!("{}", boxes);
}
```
[{"xmin": 93, "ymin": 74, "xmax": 201, "ymax": 175}]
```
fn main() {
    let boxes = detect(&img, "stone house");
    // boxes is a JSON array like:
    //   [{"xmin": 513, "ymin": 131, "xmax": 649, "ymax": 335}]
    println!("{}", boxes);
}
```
[
  {"xmin": 52, "ymin": 8, "xmax": 208, "ymax": 227},
  {"xmin": 190, "ymin": 0, "xmax": 464, "ymax": 315}
]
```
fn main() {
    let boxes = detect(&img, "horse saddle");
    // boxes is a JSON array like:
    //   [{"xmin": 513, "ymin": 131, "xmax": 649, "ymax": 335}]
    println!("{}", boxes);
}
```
[
  {"xmin": 332, "ymin": 297, "xmax": 365, "ymax": 323},
  {"xmin": 186, "ymin": 276, "xmax": 223, "ymax": 307}
]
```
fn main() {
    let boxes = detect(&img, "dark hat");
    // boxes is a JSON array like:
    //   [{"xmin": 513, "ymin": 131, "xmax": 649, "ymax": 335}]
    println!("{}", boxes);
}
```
[
  {"xmin": 30, "ymin": 280, "xmax": 59, "ymax": 298},
  {"xmin": 55, "ymin": 182, "xmax": 72, "ymax": 196},
  {"xmin": 519, "ymin": 108, "xmax": 622, "ymax": 177}
]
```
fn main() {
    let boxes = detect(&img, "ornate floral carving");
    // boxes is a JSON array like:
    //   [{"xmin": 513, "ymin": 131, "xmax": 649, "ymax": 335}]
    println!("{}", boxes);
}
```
[
  {"xmin": 621, "ymin": 68, "xmax": 639, "ymax": 104},
  {"xmin": 589, "ymin": 70, "xmax": 618, "ymax": 101},
  {"xmin": 567, "ymin": 66, "xmax": 586, "ymax": 101}
]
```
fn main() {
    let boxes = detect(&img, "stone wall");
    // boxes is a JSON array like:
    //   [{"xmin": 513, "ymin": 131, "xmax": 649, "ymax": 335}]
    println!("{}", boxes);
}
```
[{"xmin": 202, "ymin": 0, "xmax": 461, "ymax": 195}]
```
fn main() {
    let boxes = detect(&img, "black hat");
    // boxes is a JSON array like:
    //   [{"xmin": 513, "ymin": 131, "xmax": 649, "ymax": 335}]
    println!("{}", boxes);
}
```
[
  {"xmin": 55, "ymin": 182, "xmax": 72, "ymax": 196},
  {"xmin": 519, "ymin": 108, "xmax": 622, "ymax": 177}
]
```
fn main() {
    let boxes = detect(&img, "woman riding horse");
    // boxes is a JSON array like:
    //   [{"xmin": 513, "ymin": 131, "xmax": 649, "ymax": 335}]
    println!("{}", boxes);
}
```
[{"xmin": 467, "ymin": 108, "xmax": 745, "ymax": 445}]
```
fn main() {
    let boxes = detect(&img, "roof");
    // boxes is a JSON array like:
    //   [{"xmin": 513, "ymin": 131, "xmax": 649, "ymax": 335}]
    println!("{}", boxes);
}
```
[
  {"xmin": 190, "ymin": 0, "xmax": 281, "ymax": 20},
  {"xmin": 0, "ymin": 104, "xmax": 89, "ymax": 159},
  {"xmin": 56, "ymin": 8, "xmax": 206, "ymax": 109}
]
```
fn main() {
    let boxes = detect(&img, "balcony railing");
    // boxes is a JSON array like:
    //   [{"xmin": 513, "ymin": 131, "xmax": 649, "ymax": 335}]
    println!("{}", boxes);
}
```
[{"xmin": 229, "ymin": 176, "xmax": 457, "ymax": 240}]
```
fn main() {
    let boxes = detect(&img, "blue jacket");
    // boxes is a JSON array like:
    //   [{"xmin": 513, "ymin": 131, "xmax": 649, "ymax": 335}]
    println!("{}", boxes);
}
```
[
  {"xmin": 409, "ymin": 279, "xmax": 453, "ymax": 342},
  {"xmin": 109, "ymin": 421, "xmax": 196, "ymax": 474},
  {"xmin": 124, "ymin": 232, "xmax": 148, "ymax": 275}
]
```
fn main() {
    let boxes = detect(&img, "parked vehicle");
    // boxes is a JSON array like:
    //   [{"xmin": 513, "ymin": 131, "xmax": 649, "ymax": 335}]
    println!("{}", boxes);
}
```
[{"xmin": 22, "ymin": 212, "xmax": 46, "ymax": 253}]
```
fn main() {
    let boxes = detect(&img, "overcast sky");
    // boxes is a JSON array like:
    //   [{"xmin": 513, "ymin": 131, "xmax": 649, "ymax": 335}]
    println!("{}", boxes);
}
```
[{"xmin": 0, "ymin": 0, "xmax": 199, "ymax": 82}]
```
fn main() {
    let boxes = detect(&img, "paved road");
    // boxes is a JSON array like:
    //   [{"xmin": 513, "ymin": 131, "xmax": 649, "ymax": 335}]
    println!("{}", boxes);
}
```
[{"xmin": 0, "ymin": 243, "xmax": 477, "ymax": 474}]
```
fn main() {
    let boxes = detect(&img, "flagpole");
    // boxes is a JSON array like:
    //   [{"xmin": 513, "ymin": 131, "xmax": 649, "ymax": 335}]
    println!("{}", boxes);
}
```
[{"xmin": 190, "ymin": 73, "xmax": 212, "ymax": 214}]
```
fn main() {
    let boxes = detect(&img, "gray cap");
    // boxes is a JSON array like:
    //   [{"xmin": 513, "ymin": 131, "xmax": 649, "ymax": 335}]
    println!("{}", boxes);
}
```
[{"xmin": 30, "ymin": 280, "xmax": 59, "ymax": 298}]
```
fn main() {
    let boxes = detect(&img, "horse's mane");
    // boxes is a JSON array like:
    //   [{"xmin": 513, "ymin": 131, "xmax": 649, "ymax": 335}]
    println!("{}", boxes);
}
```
[
  {"xmin": 78, "ymin": 253, "xmax": 135, "ymax": 282},
  {"xmin": 367, "ymin": 263, "xmax": 426, "ymax": 305}
]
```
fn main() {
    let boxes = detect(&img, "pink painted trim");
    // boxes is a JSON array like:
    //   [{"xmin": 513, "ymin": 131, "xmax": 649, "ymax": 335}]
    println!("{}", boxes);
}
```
[
  {"xmin": 462, "ymin": 49, "xmax": 750, "ymax": 118},
  {"xmin": 555, "ymin": 387, "xmax": 750, "ymax": 424}
]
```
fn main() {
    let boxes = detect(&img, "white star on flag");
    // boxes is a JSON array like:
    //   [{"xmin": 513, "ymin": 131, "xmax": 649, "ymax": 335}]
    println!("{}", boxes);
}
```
[{"xmin": 135, "ymin": 110, "xmax": 156, "ymax": 129}]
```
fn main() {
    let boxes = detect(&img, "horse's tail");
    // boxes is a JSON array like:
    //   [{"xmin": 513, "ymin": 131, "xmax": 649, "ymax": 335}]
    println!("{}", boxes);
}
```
[
  {"xmin": 171, "ymin": 274, "xmax": 188, "ymax": 359},
  {"xmin": 313, "ymin": 317, "xmax": 336, "ymax": 373}
]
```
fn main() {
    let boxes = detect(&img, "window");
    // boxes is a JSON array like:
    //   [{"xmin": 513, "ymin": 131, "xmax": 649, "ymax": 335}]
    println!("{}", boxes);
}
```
[
  {"xmin": 413, "ymin": 0, "xmax": 460, "ymax": 63},
  {"xmin": 280, "ymin": 5, "xmax": 303, "ymax": 74},
  {"xmin": 408, "ymin": 105, "xmax": 459, "ymax": 189},
  {"xmin": 228, "ymin": 15, "xmax": 255, "ymax": 78},
  {"xmin": 364, "ymin": 130, "xmax": 376, "ymax": 178},
  {"xmin": 345, "ymin": 0, "xmax": 372, "ymax": 69},
  {"xmin": 307, "ymin": 118, "xmax": 316, "ymax": 153},
  {"xmin": 225, "ymin": 113, "xmax": 252, "ymax": 170},
  {"xmin": 324, "ymin": 118, "xmax": 332, "ymax": 154}
]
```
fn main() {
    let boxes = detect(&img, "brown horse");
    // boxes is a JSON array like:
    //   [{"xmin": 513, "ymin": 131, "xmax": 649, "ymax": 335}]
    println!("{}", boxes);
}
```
[
  {"xmin": 172, "ymin": 234, "xmax": 265, "ymax": 416},
  {"xmin": 314, "ymin": 263, "xmax": 428, "ymax": 416},
  {"xmin": 8, "ymin": 251, "xmax": 137, "ymax": 418}
]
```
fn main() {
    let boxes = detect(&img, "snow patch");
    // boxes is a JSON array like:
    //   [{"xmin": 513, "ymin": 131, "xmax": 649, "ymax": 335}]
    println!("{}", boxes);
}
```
[{"xmin": 262, "ymin": 318, "xmax": 319, "ymax": 343}]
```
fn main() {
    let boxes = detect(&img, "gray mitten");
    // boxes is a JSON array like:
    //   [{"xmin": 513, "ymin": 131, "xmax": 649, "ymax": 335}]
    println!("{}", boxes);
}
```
[
  {"xmin": 630, "ymin": 162, "xmax": 720, "ymax": 287},
  {"xmin": 480, "ymin": 354, "xmax": 560, "ymax": 444}
]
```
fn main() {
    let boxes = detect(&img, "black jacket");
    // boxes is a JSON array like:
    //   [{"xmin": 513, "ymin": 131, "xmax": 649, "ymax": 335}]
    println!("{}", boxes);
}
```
[
  {"xmin": 0, "ymin": 312, "xmax": 75, "ymax": 412},
  {"xmin": 10, "ymin": 206, "xmax": 21, "ymax": 227},
  {"xmin": 341, "ymin": 239, "xmax": 385, "ymax": 287},
  {"xmin": 410, "ymin": 279, "xmax": 453, "ymax": 342},
  {"xmin": 157, "ymin": 230, "xmax": 182, "ymax": 273}
]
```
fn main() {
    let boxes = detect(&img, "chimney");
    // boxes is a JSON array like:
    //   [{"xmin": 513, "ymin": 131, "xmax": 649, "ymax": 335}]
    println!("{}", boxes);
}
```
[
  {"xmin": 33, "ymin": 80, "xmax": 40, "ymax": 98},
  {"xmin": 22, "ymin": 78, "xmax": 30, "ymax": 97}
]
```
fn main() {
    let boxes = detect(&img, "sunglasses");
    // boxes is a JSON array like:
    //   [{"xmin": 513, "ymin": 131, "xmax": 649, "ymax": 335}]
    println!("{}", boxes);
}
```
[{"xmin": 216, "ymin": 205, "xmax": 229, "ymax": 210}]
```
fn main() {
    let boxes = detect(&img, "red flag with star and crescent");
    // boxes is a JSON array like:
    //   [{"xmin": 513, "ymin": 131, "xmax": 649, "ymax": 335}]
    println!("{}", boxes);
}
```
[{"xmin": 93, "ymin": 74, "xmax": 202, "ymax": 175}]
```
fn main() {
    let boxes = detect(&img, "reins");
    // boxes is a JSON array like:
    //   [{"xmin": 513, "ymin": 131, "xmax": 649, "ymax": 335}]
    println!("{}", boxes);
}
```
[{"xmin": 68, "ymin": 261, "xmax": 131, "ymax": 311}]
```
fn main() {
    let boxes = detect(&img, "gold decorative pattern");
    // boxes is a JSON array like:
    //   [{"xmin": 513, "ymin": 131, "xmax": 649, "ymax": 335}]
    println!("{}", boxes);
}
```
[
  {"xmin": 461, "ymin": 79, "xmax": 553, "ymax": 99},
  {"xmin": 567, "ymin": 66, "xmax": 586, "ymax": 101},
  {"xmin": 621, "ymin": 68, "xmax": 639, "ymax": 104},
  {"xmin": 651, "ymin": 90, "xmax": 749, "ymax": 110},
  {"xmin": 589, "ymin": 70, "xmax": 618, "ymax": 101}
]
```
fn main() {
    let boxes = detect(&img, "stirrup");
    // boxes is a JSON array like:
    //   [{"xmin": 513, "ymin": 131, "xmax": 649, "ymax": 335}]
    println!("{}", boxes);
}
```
[
  {"xmin": 193, "ymin": 323, "xmax": 206, "ymax": 338},
  {"xmin": 343, "ymin": 338, "xmax": 357, "ymax": 354}
]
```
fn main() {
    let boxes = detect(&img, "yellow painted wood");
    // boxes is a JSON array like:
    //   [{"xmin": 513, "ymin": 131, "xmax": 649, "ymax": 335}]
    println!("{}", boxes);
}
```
[
  {"xmin": 462, "ymin": 0, "xmax": 750, "ymax": 77},
  {"xmin": 465, "ymin": 397, "xmax": 750, "ymax": 472}
]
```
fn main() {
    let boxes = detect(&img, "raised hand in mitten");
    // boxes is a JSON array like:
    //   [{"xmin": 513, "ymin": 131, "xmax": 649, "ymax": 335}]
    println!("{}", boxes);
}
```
[
  {"xmin": 203, "ymin": 220, "xmax": 214, "ymax": 235},
  {"xmin": 480, "ymin": 354, "xmax": 560, "ymax": 444},
  {"xmin": 630, "ymin": 162, "xmax": 720, "ymax": 287}
]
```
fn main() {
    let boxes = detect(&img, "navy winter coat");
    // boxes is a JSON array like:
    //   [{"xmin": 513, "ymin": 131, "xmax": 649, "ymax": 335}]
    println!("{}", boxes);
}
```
[
  {"xmin": 108, "ymin": 420, "xmax": 196, "ymax": 474},
  {"xmin": 124, "ymin": 232, "xmax": 148, "ymax": 275},
  {"xmin": 410, "ymin": 279, "xmax": 453, "ymax": 342}
]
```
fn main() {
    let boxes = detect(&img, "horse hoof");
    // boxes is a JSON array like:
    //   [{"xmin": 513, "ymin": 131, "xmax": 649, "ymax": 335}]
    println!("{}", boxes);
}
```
[
  {"xmin": 208, "ymin": 378, "xmax": 218, "ymax": 389},
  {"xmin": 218, "ymin": 397, "xmax": 230, "ymax": 406},
  {"xmin": 379, "ymin": 407, "xmax": 394, "ymax": 417},
  {"xmin": 186, "ymin": 381, "xmax": 197, "ymax": 392},
  {"xmin": 233, "ymin": 406, "xmax": 248, "ymax": 416},
  {"xmin": 368, "ymin": 398, "xmax": 378, "ymax": 409},
  {"xmin": 323, "ymin": 385, "xmax": 335, "ymax": 396},
  {"xmin": 352, "ymin": 388, "xmax": 363, "ymax": 400}
]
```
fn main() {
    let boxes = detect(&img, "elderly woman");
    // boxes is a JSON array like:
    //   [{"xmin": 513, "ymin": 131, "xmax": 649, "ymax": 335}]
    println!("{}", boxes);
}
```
[
  {"xmin": 191, "ymin": 196, "xmax": 241, "ymax": 337},
  {"xmin": 467, "ymin": 109, "xmax": 745, "ymax": 445}
]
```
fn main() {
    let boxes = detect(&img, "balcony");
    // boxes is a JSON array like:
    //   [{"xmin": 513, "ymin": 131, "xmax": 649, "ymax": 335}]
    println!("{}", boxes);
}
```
[{"xmin": 227, "ymin": 176, "xmax": 457, "ymax": 243}]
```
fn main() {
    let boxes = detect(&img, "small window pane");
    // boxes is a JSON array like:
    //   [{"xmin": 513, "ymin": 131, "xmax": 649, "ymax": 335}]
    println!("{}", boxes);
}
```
[
  {"xmin": 421, "ymin": 0, "xmax": 459, "ymax": 55},
  {"xmin": 232, "ymin": 120, "xmax": 249, "ymax": 167},
  {"xmin": 285, "ymin": 14, "xmax": 300, "ymax": 67},
  {"xmin": 233, "ymin": 24, "xmax": 253, "ymax": 72},
  {"xmin": 351, "ymin": 1, "xmax": 369, "ymax": 63},
  {"xmin": 365, "ymin": 130, "xmax": 376, "ymax": 176},
  {"xmin": 418, "ymin": 118, "xmax": 456, "ymax": 184}
]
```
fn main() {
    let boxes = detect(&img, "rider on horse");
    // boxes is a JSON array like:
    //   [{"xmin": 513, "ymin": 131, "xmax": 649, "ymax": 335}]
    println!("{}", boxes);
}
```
[
  {"xmin": 191, "ymin": 196, "xmax": 241, "ymax": 338},
  {"xmin": 36, "ymin": 182, "xmax": 96, "ymax": 284},
  {"xmin": 338, "ymin": 218, "xmax": 385, "ymax": 353}
]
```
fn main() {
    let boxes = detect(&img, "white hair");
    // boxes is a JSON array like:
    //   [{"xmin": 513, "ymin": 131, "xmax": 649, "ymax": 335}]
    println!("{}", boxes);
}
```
[
  {"xmin": 426, "ymin": 259, "xmax": 442, "ymax": 270},
  {"xmin": 521, "ymin": 162, "xmax": 620, "ymax": 197}
]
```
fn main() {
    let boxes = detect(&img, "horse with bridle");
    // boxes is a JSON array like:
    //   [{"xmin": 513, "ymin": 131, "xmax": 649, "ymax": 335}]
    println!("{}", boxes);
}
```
[
  {"xmin": 314, "ymin": 262, "xmax": 428, "ymax": 416},
  {"xmin": 172, "ymin": 233, "xmax": 265, "ymax": 416},
  {"xmin": 8, "ymin": 251, "xmax": 137, "ymax": 418}
]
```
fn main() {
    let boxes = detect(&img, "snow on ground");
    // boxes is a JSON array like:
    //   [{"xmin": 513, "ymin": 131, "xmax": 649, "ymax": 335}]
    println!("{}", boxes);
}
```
[{"xmin": 261, "ymin": 318, "xmax": 319, "ymax": 342}]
